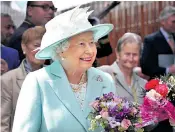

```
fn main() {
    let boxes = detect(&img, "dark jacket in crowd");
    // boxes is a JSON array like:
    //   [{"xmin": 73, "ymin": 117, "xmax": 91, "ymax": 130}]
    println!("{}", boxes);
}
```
[
  {"xmin": 141, "ymin": 30, "xmax": 175, "ymax": 79},
  {"xmin": 8, "ymin": 19, "xmax": 35, "ymax": 62},
  {"xmin": 96, "ymin": 35, "xmax": 112, "ymax": 58},
  {"xmin": 1, "ymin": 45, "xmax": 20, "ymax": 70},
  {"xmin": 93, "ymin": 35, "xmax": 113, "ymax": 67}
]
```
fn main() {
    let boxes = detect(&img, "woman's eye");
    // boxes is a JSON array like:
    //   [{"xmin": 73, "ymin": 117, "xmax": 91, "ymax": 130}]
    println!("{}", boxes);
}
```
[
  {"xmin": 79, "ymin": 42, "xmax": 85, "ymax": 46},
  {"xmin": 125, "ymin": 53, "xmax": 130, "ymax": 56},
  {"xmin": 34, "ymin": 44, "xmax": 40, "ymax": 47},
  {"xmin": 90, "ymin": 41, "xmax": 95, "ymax": 45}
]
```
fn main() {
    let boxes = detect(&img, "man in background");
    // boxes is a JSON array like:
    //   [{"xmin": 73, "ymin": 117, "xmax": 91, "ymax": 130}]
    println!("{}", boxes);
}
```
[
  {"xmin": 8, "ymin": 1, "xmax": 56, "ymax": 62},
  {"xmin": 1, "ymin": 13, "xmax": 15, "ymax": 46},
  {"xmin": 141, "ymin": 6, "xmax": 175, "ymax": 79}
]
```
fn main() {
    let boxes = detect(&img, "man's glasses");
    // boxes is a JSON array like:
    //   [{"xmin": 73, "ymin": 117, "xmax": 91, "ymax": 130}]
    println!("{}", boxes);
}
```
[{"xmin": 30, "ymin": 4, "xmax": 57, "ymax": 12}]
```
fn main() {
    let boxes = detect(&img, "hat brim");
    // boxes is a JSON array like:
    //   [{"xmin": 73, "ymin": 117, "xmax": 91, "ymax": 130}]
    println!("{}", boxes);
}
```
[{"xmin": 35, "ymin": 24, "xmax": 113, "ymax": 60}]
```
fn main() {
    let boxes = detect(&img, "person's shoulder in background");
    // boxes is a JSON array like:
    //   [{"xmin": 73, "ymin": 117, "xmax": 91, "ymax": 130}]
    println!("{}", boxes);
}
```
[
  {"xmin": 144, "ymin": 30, "xmax": 162, "ymax": 42},
  {"xmin": 1, "ymin": 46, "xmax": 20, "ymax": 70}
]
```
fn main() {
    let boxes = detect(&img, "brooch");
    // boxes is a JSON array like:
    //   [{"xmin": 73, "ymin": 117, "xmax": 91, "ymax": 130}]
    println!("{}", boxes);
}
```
[{"xmin": 96, "ymin": 75, "xmax": 103, "ymax": 82}]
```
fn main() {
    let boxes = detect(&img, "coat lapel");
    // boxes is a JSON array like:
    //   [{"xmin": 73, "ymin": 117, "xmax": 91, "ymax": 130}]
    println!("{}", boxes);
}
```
[
  {"xmin": 47, "ymin": 61, "xmax": 88, "ymax": 131},
  {"xmin": 16, "ymin": 60, "xmax": 27, "ymax": 90},
  {"xmin": 111, "ymin": 62, "xmax": 133, "ymax": 97},
  {"xmin": 83, "ymin": 68, "xmax": 105, "ymax": 119}
]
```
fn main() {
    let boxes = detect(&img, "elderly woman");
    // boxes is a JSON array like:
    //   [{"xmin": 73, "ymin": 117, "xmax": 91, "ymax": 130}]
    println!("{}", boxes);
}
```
[
  {"xmin": 98, "ymin": 32, "xmax": 146, "ymax": 105},
  {"xmin": 12, "ymin": 6, "xmax": 116, "ymax": 132},
  {"xmin": 1, "ymin": 26, "xmax": 45, "ymax": 132}
]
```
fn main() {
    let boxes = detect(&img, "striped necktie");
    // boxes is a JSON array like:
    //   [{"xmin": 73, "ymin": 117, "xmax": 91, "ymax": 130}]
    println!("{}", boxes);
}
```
[{"xmin": 168, "ymin": 34, "xmax": 175, "ymax": 53}]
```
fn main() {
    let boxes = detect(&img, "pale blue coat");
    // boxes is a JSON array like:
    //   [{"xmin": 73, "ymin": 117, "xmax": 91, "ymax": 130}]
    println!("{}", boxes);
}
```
[{"xmin": 12, "ymin": 60, "xmax": 116, "ymax": 132}]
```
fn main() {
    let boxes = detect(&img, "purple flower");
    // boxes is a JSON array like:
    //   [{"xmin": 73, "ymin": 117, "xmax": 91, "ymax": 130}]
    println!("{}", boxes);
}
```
[
  {"xmin": 108, "ymin": 92, "xmax": 114, "ymax": 97},
  {"xmin": 103, "ymin": 92, "xmax": 114, "ymax": 100},
  {"xmin": 108, "ymin": 106, "xmax": 117, "ymax": 116},
  {"xmin": 95, "ymin": 97, "xmax": 100, "ymax": 100},
  {"xmin": 122, "ymin": 107, "xmax": 130, "ymax": 114},
  {"xmin": 122, "ymin": 101, "xmax": 130, "ymax": 109},
  {"xmin": 115, "ymin": 113, "xmax": 123, "ymax": 120}
]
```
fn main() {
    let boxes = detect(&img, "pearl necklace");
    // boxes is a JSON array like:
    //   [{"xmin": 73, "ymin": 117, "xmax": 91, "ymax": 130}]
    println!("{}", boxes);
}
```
[{"xmin": 70, "ymin": 73, "xmax": 87, "ymax": 92}]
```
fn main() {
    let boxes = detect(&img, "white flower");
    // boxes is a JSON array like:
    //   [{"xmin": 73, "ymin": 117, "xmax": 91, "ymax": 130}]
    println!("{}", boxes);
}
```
[
  {"xmin": 101, "ymin": 102, "xmax": 107, "ymax": 107},
  {"xmin": 106, "ymin": 102, "xmax": 117, "ymax": 108},
  {"xmin": 95, "ymin": 115, "xmax": 102, "ymax": 120},
  {"xmin": 109, "ymin": 120, "xmax": 121, "ymax": 128},
  {"xmin": 107, "ymin": 117, "xmax": 114, "ymax": 121},
  {"xmin": 146, "ymin": 89, "xmax": 162, "ymax": 101}
]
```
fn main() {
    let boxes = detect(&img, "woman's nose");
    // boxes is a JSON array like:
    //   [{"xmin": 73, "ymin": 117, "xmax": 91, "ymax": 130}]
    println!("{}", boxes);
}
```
[
  {"xmin": 85, "ymin": 45, "xmax": 93, "ymax": 54},
  {"xmin": 128, "ymin": 54, "xmax": 134, "ymax": 61}
]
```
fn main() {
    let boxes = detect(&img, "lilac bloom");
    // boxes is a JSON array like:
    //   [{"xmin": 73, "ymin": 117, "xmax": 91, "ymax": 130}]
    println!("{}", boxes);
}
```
[{"xmin": 109, "ymin": 120, "xmax": 120, "ymax": 128}]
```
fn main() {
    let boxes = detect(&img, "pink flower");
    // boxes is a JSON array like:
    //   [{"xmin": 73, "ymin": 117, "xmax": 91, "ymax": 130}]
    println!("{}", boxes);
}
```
[
  {"xmin": 121, "ymin": 119, "xmax": 131, "ymax": 130},
  {"xmin": 100, "ymin": 109, "xmax": 109, "ymax": 119},
  {"xmin": 113, "ymin": 97, "xmax": 122, "ymax": 104},
  {"xmin": 89, "ymin": 100, "xmax": 99, "ymax": 110},
  {"xmin": 155, "ymin": 84, "xmax": 168, "ymax": 97},
  {"xmin": 131, "ymin": 107, "xmax": 138, "ymax": 115}
]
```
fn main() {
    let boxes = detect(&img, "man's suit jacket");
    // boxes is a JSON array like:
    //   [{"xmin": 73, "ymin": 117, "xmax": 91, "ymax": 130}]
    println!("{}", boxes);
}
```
[
  {"xmin": 1, "ymin": 46, "xmax": 20, "ymax": 70},
  {"xmin": 8, "ymin": 20, "xmax": 35, "ymax": 62},
  {"xmin": 98, "ymin": 62, "xmax": 147, "ymax": 105},
  {"xmin": 141, "ymin": 30, "xmax": 174, "ymax": 79},
  {"xmin": 12, "ymin": 60, "xmax": 116, "ymax": 132},
  {"xmin": 1, "ymin": 60, "xmax": 27, "ymax": 132}
]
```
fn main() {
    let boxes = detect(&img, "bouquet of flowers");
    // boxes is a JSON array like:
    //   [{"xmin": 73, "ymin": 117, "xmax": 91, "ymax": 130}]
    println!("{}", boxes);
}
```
[
  {"xmin": 136, "ymin": 75, "xmax": 175, "ymax": 127},
  {"xmin": 88, "ymin": 92, "xmax": 144, "ymax": 132}
]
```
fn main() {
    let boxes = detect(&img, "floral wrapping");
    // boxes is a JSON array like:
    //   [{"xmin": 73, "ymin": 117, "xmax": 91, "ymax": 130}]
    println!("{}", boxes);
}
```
[{"xmin": 135, "ymin": 95, "xmax": 175, "ymax": 128}]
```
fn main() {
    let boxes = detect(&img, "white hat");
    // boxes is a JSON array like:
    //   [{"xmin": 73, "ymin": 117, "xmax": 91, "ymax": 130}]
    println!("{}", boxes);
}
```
[{"xmin": 35, "ymin": 6, "xmax": 114, "ymax": 59}]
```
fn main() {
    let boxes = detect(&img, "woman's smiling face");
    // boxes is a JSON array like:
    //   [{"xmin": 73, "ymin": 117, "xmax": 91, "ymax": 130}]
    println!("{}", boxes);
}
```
[{"xmin": 60, "ymin": 31, "xmax": 97, "ymax": 72}]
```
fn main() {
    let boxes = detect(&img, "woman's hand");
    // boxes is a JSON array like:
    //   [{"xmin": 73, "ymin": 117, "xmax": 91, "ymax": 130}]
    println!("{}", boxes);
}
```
[{"xmin": 169, "ymin": 118, "xmax": 175, "ymax": 126}]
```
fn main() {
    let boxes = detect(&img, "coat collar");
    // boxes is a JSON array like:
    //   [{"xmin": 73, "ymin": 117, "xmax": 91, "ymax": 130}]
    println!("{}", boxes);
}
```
[
  {"xmin": 16, "ymin": 60, "xmax": 27, "ymax": 80},
  {"xmin": 110, "ymin": 62, "xmax": 139, "ymax": 96},
  {"xmin": 48, "ymin": 61, "xmax": 106, "ymax": 131}
]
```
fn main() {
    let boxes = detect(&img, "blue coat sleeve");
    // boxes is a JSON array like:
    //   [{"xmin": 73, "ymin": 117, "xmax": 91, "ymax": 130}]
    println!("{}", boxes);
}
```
[{"xmin": 12, "ymin": 73, "xmax": 42, "ymax": 132}]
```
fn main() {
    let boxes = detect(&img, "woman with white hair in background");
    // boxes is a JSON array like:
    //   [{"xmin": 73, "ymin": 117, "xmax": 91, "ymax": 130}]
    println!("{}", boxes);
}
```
[
  {"xmin": 98, "ymin": 32, "xmax": 147, "ymax": 105},
  {"xmin": 12, "ymin": 5, "xmax": 116, "ymax": 132}
]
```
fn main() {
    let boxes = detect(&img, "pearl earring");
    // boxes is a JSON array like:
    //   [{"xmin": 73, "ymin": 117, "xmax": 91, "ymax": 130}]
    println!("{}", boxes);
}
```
[{"xmin": 61, "ymin": 57, "xmax": 65, "ymax": 61}]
